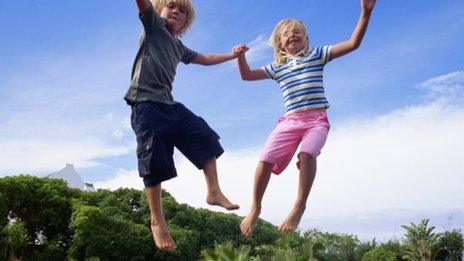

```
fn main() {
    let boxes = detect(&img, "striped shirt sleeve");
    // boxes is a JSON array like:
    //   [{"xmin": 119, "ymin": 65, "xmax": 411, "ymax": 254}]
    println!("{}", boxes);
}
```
[
  {"xmin": 321, "ymin": 45, "xmax": 332, "ymax": 65},
  {"xmin": 262, "ymin": 64, "xmax": 275, "ymax": 80}
]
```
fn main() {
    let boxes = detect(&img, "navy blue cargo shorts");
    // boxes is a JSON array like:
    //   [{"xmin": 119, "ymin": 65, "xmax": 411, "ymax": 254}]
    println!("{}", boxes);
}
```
[{"xmin": 130, "ymin": 101, "xmax": 224, "ymax": 187}]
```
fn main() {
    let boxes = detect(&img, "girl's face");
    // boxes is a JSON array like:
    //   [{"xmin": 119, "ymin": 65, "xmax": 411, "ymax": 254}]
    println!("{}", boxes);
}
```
[
  {"xmin": 160, "ymin": 1, "xmax": 187, "ymax": 36},
  {"xmin": 280, "ymin": 23, "xmax": 306, "ymax": 56}
]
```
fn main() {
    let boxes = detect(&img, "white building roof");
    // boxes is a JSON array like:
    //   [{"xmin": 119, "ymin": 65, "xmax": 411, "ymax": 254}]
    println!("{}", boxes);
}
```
[{"xmin": 47, "ymin": 163, "xmax": 95, "ymax": 192}]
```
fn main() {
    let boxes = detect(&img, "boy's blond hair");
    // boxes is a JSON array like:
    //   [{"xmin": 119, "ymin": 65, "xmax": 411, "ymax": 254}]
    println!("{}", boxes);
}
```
[
  {"xmin": 151, "ymin": 0, "xmax": 196, "ymax": 37},
  {"xmin": 269, "ymin": 19, "xmax": 310, "ymax": 65}
]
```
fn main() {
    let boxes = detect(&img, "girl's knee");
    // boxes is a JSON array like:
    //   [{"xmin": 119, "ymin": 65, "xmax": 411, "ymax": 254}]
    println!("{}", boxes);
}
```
[{"xmin": 298, "ymin": 152, "xmax": 315, "ymax": 162}]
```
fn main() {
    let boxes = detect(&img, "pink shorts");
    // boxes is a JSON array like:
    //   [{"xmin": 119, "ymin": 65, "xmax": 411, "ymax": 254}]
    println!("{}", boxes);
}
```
[{"xmin": 260, "ymin": 109, "xmax": 330, "ymax": 174}]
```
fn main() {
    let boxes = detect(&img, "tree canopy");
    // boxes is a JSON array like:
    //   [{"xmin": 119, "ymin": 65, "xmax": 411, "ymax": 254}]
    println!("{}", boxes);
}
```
[{"xmin": 1, "ymin": 175, "xmax": 462, "ymax": 260}]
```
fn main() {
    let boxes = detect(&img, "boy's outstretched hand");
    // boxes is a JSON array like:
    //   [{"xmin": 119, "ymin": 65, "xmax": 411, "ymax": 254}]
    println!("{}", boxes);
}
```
[
  {"xmin": 232, "ymin": 43, "xmax": 249, "ymax": 58},
  {"xmin": 361, "ymin": 0, "xmax": 376, "ymax": 13}
]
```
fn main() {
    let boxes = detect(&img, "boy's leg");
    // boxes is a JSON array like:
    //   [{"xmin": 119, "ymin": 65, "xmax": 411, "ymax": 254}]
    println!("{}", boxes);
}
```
[
  {"xmin": 172, "ymin": 103, "xmax": 238, "ymax": 211},
  {"xmin": 203, "ymin": 157, "xmax": 239, "ymax": 210},
  {"xmin": 145, "ymin": 184, "xmax": 177, "ymax": 251},
  {"xmin": 240, "ymin": 161, "xmax": 273, "ymax": 237},
  {"xmin": 278, "ymin": 152, "xmax": 316, "ymax": 232}
]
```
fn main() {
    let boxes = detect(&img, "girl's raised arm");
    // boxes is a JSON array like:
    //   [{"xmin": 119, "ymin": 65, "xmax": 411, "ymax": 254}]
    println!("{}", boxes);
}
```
[
  {"xmin": 330, "ymin": 0, "xmax": 376, "ymax": 60},
  {"xmin": 236, "ymin": 44, "xmax": 267, "ymax": 81}
]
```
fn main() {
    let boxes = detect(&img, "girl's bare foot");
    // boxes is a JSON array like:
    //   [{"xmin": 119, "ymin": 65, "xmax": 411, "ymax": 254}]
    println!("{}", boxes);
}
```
[
  {"xmin": 278, "ymin": 206, "xmax": 305, "ymax": 232},
  {"xmin": 240, "ymin": 209, "xmax": 260, "ymax": 236},
  {"xmin": 151, "ymin": 223, "xmax": 177, "ymax": 252},
  {"xmin": 206, "ymin": 191, "xmax": 239, "ymax": 210}
]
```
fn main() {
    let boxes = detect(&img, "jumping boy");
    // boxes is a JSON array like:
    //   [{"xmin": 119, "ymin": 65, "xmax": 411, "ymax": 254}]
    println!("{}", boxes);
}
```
[{"xmin": 125, "ymin": 0, "xmax": 242, "ymax": 251}]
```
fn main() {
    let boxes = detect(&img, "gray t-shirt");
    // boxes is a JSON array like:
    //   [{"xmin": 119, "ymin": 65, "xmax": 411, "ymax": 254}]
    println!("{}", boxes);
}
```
[{"xmin": 124, "ymin": 7, "xmax": 198, "ymax": 105}]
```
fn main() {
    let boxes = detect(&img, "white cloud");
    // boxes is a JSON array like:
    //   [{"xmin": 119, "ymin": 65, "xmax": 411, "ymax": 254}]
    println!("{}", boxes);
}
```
[
  {"xmin": 95, "ymin": 71, "xmax": 464, "ymax": 227},
  {"xmin": 0, "ymin": 138, "xmax": 129, "ymax": 176},
  {"xmin": 245, "ymin": 34, "xmax": 272, "ymax": 64},
  {"xmin": 94, "ymin": 169, "xmax": 143, "ymax": 191},
  {"xmin": 0, "ymin": 29, "xmax": 136, "ymax": 176},
  {"xmin": 0, "ymin": 107, "xmax": 133, "ymax": 176},
  {"xmin": 419, "ymin": 71, "xmax": 464, "ymax": 102}
]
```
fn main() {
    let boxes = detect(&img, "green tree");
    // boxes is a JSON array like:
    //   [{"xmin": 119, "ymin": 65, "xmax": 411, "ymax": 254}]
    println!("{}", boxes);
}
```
[
  {"xmin": 0, "ymin": 192, "xmax": 6, "ymax": 228},
  {"xmin": 402, "ymin": 218, "xmax": 442, "ymax": 261},
  {"xmin": 355, "ymin": 239, "xmax": 378, "ymax": 260},
  {"xmin": 362, "ymin": 247, "xmax": 397, "ymax": 261},
  {"xmin": 68, "ymin": 204, "xmax": 154, "ymax": 260},
  {"xmin": 435, "ymin": 229, "xmax": 463, "ymax": 261},
  {"xmin": 380, "ymin": 240, "xmax": 407, "ymax": 261},
  {"xmin": 1, "ymin": 218, "xmax": 28, "ymax": 258},
  {"xmin": 303, "ymin": 229, "xmax": 360, "ymax": 261},
  {"xmin": 201, "ymin": 242, "xmax": 252, "ymax": 261},
  {"xmin": 256, "ymin": 233, "xmax": 316, "ymax": 261},
  {"xmin": 0, "ymin": 175, "xmax": 81, "ymax": 258}
]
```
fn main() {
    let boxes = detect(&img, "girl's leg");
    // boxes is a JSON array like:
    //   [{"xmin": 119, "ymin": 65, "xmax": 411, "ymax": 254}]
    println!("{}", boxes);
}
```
[
  {"xmin": 145, "ymin": 184, "xmax": 177, "ymax": 251},
  {"xmin": 278, "ymin": 152, "xmax": 317, "ymax": 232},
  {"xmin": 240, "ymin": 161, "xmax": 274, "ymax": 236},
  {"xmin": 203, "ymin": 157, "xmax": 239, "ymax": 210}
]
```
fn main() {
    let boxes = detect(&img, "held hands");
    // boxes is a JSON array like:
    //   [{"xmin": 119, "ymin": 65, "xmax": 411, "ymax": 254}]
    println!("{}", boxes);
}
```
[
  {"xmin": 232, "ymin": 43, "xmax": 249, "ymax": 58},
  {"xmin": 361, "ymin": 0, "xmax": 376, "ymax": 13}
]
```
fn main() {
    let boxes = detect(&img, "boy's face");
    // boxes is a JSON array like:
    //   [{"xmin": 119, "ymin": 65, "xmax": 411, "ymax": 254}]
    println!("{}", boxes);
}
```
[
  {"xmin": 160, "ymin": 1, "xmax": 187, "ymax": 36},
  {"xmin": 280, "ymin": 23, "xmax": 306, "ymax": 56}
]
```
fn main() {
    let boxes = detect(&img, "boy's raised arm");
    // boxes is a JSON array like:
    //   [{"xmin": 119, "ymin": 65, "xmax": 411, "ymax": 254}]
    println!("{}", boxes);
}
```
[
  {"xmin": 330, "ymin": 0, "xmax": 376, "ymax": 60},
  {"xmin": 191, "ymin": 53, "xmax": 236, "ymax": 66},
  {"xmin": 191, "ymin": 44, "xmax": 247, "ymax": 66},
  {"xmin": 135, "ymin": 0, "xmax": 151, "ymax": 13}
]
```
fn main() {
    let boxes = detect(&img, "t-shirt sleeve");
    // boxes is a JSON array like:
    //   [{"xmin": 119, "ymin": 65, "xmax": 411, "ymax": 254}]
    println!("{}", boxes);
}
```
[
  {"xmin": 320, "ymin": 45, "xmax": 332, "ymax": 65},
  {"xmin": 262, "ymin": 64, "xmax": 276, "ymax": 80},
  {"xmin": 139, "ymin": 5, "xmax": 164, "ymax": 32},
  {"xmin": 180, "ymin": 42, "xmax": 198, "ymax": 64}
]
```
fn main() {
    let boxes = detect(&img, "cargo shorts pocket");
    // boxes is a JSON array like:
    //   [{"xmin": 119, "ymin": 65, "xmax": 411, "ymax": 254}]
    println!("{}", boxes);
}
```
[{"xmin": 136, "ymin": 130, "xmax": 155, "ymax": 177}]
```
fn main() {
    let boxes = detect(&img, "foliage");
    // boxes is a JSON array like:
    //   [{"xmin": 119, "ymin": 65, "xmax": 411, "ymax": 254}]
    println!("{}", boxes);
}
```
[
  {"xmin": 1, "ymin": 175, "xmax": 463, "ymax": 260},
  {"xmin": 355, "ymin": 239, "xmax": 378, "ymax": 260},
  {"xmin": 362, "ymin": 247, "xmax": 397, "ymax": 261},
  {"xmin": 68, "ymin": 204, "xmax": 153, "ymax": 260},
  {"xmin": 379, "ymin": 240, "xmax": 407, "ymax": 261},
  {"xmin": 435, "ymin": 229, "xmax": 464, "ymax": 261},
  {"xmin": 302, "ymin": 229, "xmax": 360, "ymax": 261},
  {"xmin": 201, "ymin": 241, "xmax": 252, "ymax": 261},
  {"xmin": 0, "ymin": 175, "xmax": 81, "ymax": 258},
  {"xmin": 255, "ymin": 239, "xmax": 317, "ymax": 260},
  {"xmin": 1, "ymin": 218, "xmax": 28, "ymax": 258},
  {"xmin": 0, "ymin": 191, "xmax": 6, "ymax": 228},
  {"xmin": 402, "ymin": 218, "xmax": 442, "ymax": 261}
]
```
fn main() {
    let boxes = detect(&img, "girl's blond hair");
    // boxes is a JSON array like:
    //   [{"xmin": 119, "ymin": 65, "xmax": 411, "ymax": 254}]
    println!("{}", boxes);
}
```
[
  {"xmin": 151, "ymin": 0, "xmax": 196, "ymax": 37},
  {"xmin": 269, "ymin": 19, "xmax": 310, "ymax": 65}
]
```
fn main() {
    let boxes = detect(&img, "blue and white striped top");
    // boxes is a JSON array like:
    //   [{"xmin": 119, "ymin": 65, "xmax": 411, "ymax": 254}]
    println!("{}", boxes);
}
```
[{"xmin": 263, "ymin": 45, "xmax": 332, "ymax": 115}]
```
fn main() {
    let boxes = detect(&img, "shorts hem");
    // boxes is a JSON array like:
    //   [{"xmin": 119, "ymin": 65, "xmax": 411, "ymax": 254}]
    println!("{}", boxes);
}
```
[
  {"xmin": 195, "ymin": 146, "xmax": 225, "ymax": 170},
  {"xmin": 143, "ymin": 172, "xmax": 177, "ymax": 187}
]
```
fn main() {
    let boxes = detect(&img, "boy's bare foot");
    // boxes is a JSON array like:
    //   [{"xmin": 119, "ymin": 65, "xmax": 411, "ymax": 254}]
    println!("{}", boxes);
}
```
[
  {"xmin": 151, "ymin": 224, "xmax": 177, "ymax": 252},
  {"xmin": 278, "ymin": 206, "xmax": 305, "ymax": 232},
  {"xmin": 206, "ymin": 191, "xmax": 239, "ymax": 210},
  {"xmin": 240, "ymin": 209, "xmax": 260, "ymax": 236}
]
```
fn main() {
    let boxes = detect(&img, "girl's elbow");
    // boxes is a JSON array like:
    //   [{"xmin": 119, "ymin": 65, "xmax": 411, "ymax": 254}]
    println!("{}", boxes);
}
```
[{"xmin": 350, "ymin": 40, "xmax": 362, "ymax": 50}]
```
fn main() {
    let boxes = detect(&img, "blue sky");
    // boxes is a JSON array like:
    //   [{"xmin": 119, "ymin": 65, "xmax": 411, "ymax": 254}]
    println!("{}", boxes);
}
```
[{"xmin": 1, "ymin": 0, "xmax": 463, "ymax": 238}]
